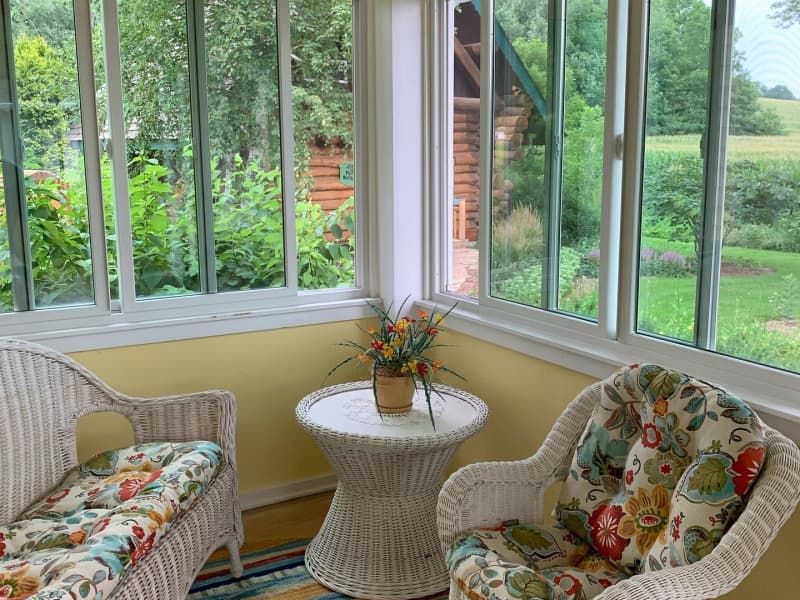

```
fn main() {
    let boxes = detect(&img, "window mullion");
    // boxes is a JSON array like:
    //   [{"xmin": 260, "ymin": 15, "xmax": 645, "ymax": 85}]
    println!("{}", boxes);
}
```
[
  {"xmin": 352, "ymin": 0, "xmax": 368, "ymax": 292},
  {"xmin": 696, "ymin": 0, "xmax": 735, "ymax": 351},
  {"xmin": 102, "ymin": 0, "xmax": 136, "ymax": 310},
  {"xmin": 477, "ymin": 0, "xmax": 494, "ymax": 304},
  {"xmin": 74, "ymin": 0, "xmax": 111, "ymax": 314},
  {"xmin": 541, "ymin": 0, "xmax": 566, "ymax": 311},
  {"xmin": 0, "ymin": 0, "xmax": 33, "ymax": 311},
  {"xmin": 186, "ymin": 0, "xmax": 217, "ymax": 294},
  {"xmin": 277, "ymin": 0, "xmax": 298, "ymax": 293},
  {"xmin": 618, "ymin": 0, "xmax": 648, "ymax": 344},
  {"xmin": 597, "ymin": 0, "xmax": 629, "ymax": 340}
]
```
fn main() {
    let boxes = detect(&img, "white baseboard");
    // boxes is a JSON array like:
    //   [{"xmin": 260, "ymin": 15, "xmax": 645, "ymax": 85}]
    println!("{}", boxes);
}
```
[{"xmin": 239, "ymin": 473, "xmax": 338, "ymax": 511}]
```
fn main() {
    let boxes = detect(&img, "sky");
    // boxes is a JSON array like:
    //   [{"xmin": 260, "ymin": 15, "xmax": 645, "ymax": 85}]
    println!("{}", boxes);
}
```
[{"xmin": 733, "ymin": 0, "xmax": 800, "ymax": 97}]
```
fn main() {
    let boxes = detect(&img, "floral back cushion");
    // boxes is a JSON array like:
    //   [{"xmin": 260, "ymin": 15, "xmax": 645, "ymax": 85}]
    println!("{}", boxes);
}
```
[{"xmin": 554, "ymin": 364, "xmax": 766, "ymax": 575}]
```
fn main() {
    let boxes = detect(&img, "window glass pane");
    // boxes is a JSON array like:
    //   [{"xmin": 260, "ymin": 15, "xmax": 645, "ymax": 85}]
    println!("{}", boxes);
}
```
[
  {"xmin": 118, "ymin": 0, "xmax": 200, "ymax": 298},
  {"xmin": 291, "ymin": 0, "xmax": 356, "ymax": 290},
  {"xmin": 558, "ymin": 0, "xmax": 606, "ymax": 319},
  {"xmin": 489, "ymin": 0, "xmax": 549, "ymax": 307},
  {"xmin": 207, "ymin": 0, "xmax": 285, "ymax": 292},
  {"xmin": 718, "ymin": 1, "xmax": 800, "ymax": 373},
  {"xmin": 9, "ymin": 0, "xmax": 95, "ymax": 309},
  {"xmin": 637, "ymin": 0, "xmax": 712, "ymax": 342},
  {"xmin": 447, "ymin": 0, "xmax": 482, "ymax": 298}
]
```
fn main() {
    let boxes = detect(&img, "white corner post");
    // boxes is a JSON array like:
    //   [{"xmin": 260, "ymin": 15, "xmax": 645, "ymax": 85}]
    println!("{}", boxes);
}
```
[{"xmin": 370, "ymin": 0, "xmax": 426, "ymax": 311}]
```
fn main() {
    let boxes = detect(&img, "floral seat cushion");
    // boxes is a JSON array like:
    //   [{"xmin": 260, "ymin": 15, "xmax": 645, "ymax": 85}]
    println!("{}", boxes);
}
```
[
  {"xmin": 0, "ymin": 441, "xmax": 223, "ymax": 599},
  {"xmin": 554, "ymin": 364, "xmax": 766, "ymax": 575},
  {"xmin": 447, "ymin": 522, "xmax": 628, "ymax": 599}
]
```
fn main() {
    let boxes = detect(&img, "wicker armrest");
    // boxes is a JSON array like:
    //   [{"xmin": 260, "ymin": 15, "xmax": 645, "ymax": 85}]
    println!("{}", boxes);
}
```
[
  {"xmin": 437, "ymin": 456, "xmax": 557, "ymax": 551},
  {"xmin": 437, "ymin": 382, "xmax": 601, "ymax": 552},
  {"xmin": 121, "ymin": 390, "xmax": 238, "ymax": 469}
]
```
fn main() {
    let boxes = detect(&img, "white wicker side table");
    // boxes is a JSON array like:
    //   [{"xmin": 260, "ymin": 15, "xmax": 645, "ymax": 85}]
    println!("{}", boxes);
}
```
[{"xmin": 296, "ymin": 381, "xmax": 488, "ymax": 600}]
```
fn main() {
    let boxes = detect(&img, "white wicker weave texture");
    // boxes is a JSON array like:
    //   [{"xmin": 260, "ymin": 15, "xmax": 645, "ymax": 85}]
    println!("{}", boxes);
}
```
[
  {"xmin": 0, "ymin": 338, "xmax": 244, "ymax": 599},
  {"xmin": 436, "ymin": 379, "xmax": 800, "ymax": 600},
  {"xmin": 296, "ymin": 381, "xmax": 488, "ymax": 600}
]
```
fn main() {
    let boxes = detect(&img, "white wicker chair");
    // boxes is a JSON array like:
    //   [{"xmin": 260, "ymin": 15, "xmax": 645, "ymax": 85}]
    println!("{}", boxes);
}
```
[
  {"xmin": 0, "ymin": 337, "xmax": 243, "ymax": 599},
  {"xmin": 437, "ymin": 379, "xmax": 800, "ymax": 600}
]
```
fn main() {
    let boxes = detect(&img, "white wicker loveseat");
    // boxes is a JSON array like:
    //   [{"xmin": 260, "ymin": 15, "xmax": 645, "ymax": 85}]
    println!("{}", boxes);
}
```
[
  {"xmin": 0, "ymin": 338, "xmax": 243, "ymax": 599},
  {"xmin": 438, "ymin": 363, "xmax": 800, "ymax": 600}
]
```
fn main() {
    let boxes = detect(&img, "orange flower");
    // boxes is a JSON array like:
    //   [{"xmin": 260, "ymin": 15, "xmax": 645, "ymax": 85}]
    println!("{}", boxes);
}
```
[
  {"xmin": 367, "ymin": 327, "xmax": 376, "ymax": 336},
  {"xmin": 433, "ymin": 360, "xmax": 443, "ymax": 373},
  {"xmin": 419, "ymin": 309, "xmax": 430, "ymax": 320},
  {"xmin": 653, "ymin": 397, "xmax": 668, "ymax": 417},
  {"xmin": 618, "ymin": 485, "xmax": 670, "ymax": 554}
]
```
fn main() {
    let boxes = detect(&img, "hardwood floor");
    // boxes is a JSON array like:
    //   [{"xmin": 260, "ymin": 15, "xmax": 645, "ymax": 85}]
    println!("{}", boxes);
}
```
[{"xmin": 209, "ymin": 490, "xmax": 334, "ymax": 561}]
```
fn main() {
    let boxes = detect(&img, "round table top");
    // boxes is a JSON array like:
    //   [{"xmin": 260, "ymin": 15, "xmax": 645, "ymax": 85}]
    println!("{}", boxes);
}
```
[{"xmin": 296, "ymin": 381, "xmax": 488, "ymax": 445}]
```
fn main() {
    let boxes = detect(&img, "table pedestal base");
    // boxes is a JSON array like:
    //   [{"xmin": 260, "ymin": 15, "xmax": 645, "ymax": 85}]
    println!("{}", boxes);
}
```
[{"xmin": 305, "ymin": 486, "xmax": 450, "ymax": 600}]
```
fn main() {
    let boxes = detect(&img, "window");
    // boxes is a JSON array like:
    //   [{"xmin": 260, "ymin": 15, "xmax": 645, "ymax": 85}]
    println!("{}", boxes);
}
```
[
  {"xmin": 435, "ymin": 0, "xmax": 800, "ymax": 390},
  {"xmin": 637, "ymin": 0, "xmax": 800, "ymax": 374},
  {"xmin": 1, "ymin": 0, "xmax": 361, "ymax": 334},
  {"xmin": 445, "ymin": 0, "xmax": 608, "ymax": 321}
]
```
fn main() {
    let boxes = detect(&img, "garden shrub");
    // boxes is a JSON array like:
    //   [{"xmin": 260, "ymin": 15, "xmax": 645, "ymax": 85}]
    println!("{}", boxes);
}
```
[
  {"xmin": 726, "ymin": 223, "xmax": 783, "ymax": 251},
  {"xmin": 491, "ymin": 246, "xmax": 582, "ymax": 306},
  {"xmin": 0, "ymin": 152, "xmax": 356, "ymax": 306},
  {"xmin": 491, "ymin": 205, "xmax": 543, "ymax": 270},
  {"xmin": 639, "ymin": 247, "xmax": 695, "ymax": 278}
]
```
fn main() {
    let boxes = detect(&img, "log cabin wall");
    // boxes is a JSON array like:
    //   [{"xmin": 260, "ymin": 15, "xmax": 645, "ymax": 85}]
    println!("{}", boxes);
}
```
[
  {"xmin": 306, "ymin": 144, "xmax": 353, "ymax": 211},
  {"xmin": 453, "ymin": 101, "xmax": 481, "ymax": 242}
]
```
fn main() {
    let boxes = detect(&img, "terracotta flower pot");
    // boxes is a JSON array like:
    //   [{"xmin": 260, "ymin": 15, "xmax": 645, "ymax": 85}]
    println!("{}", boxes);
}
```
[{"xmin": 374, "ymin": 369, "xmax": 415, "ymax": 414}]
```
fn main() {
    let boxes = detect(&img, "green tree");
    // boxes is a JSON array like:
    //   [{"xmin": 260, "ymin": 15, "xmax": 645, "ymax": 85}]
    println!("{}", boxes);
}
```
[
  {"xmin": 771, "ymin": 0, "xmax": 800, "ymax": 26},
  {"xmin": 14, "ymin": 36, "xmax": 71, "ymax": 170},
  {"xmin": 765, "ymin": 84, "xmax": 796, "ymax": 100}
]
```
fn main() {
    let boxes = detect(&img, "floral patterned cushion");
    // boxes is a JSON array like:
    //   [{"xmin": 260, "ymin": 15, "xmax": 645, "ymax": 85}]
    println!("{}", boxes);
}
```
[
  {"xmin": 0, "ymin": 441, "xmax": 223, "ymax": 599},
  {"xmin": 554, "ymin": 364, "xmax": 766, "ymax": 575},
  {"xmin": 447, "ymin": 522, "xmax": 626, "ymax": 599},
  {"xmin": 447, "ymin": 522, "xmax": 627, "ymax": 600}
]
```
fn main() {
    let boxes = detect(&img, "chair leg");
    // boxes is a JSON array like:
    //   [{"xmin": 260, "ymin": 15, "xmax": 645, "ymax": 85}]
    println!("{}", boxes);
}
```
[{"xmin": 226, "ymin": 539, "xmax": 243, "ymax": 578}]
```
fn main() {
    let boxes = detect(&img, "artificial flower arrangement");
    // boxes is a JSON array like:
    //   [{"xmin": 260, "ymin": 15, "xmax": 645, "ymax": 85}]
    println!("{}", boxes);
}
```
[{"xmin": 328, "ymin": 298, "xmax": 461, "ymax": 428}]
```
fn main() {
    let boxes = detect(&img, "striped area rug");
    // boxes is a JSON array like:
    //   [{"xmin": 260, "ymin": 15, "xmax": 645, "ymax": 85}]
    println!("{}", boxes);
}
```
[{"xmin": 188, "ymin": 539, "xmax": 450, "ymax": 600}]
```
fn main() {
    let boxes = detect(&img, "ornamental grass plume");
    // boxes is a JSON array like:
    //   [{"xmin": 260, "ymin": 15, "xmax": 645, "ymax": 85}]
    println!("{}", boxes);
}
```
[{"xmin": 328, "ymin": 297, "xmax": 463, "ymax": 428}]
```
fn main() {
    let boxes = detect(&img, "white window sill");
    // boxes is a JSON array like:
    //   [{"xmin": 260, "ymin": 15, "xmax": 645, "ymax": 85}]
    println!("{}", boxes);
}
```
[
  {"xmin": 418, "ymin": 298, "xmax": 800, "ymax": 441},
  {"xmin": 7, "ymin": 296, "xmax": 380, "ymax": 354}
]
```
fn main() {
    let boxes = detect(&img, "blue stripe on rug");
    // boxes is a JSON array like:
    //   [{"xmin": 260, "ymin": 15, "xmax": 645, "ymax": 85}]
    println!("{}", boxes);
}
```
[{"xmin": 189, "ymin": 539, "xmax": 448, "ymax": 600}]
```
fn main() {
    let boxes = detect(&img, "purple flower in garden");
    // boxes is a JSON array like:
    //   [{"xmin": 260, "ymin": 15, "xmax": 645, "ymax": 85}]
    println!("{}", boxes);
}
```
[
  {"xmin": 588, "ymin": 248, "xmax": 601, "ymax": 262},
  {"xmin": 640, "ymin": 248, "xmax": 656, "ymax": 261},
  {"xmin": 661, "ymin": 251, "xmax": 687, "ymax": 265}
]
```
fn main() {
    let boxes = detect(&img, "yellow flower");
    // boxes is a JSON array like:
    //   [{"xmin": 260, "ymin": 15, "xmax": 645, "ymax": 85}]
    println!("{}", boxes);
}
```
[
  {"xmin": 433, "ymin": 313, "xmax": 445, "ymax": 325},
  {"xmin": 395, "ymin": 318, "xmax": 409, "ymax": 333},
  {"xmin": 618, "ymin": 485, "xmax": 670, "ymax": 554},
  {"xmin": 406, "ymin": 359, "xmax": 418, "ymax": 373},
  {"xmin": 382, "ymin": 346, "xmax": 394, "ymax": 359},
  {"xmin": 392, "ymin": 334, "xmax": 405, "ymax": 347}
]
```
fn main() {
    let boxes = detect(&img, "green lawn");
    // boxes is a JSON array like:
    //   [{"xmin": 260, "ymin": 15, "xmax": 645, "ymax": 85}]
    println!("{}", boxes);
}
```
[
  {"xmin": 646, "ymin": 98, "xmax": 800, "ymax": 161},
  {"xmin": 637, "ymin": 237, "xmax": 800, "ymax": 372}
]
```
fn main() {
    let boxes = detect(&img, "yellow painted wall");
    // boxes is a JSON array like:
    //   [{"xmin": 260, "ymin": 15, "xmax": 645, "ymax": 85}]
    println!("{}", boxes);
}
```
[
  {"xmin": 69, "ymin": 324, "xmax": 799, "ymax": 598},
  {"xmin": 70, "ymin": 320, "xmax": 370, "ymax": 493}
]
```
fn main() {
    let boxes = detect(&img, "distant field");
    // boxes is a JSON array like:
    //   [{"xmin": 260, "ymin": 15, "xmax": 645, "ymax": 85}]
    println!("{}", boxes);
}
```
[{"xmin": 646, "ymin": 98, "xmax": 800, "ymax": 160}]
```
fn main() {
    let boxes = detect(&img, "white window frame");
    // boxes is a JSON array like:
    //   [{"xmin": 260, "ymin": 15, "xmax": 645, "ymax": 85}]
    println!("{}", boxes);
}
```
[
  {"xmin": 425, "ymin": 0, "xmax": 800, "ymax": 430},
  {"xmin": 0, "ymin": 0, "xmax": 375, "ymax": 351}
]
